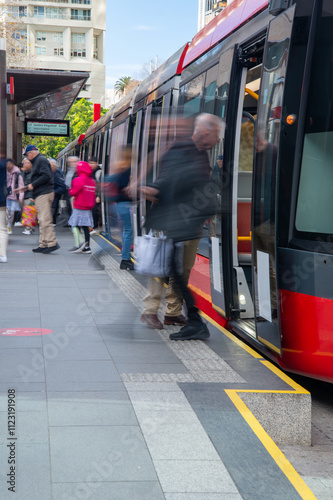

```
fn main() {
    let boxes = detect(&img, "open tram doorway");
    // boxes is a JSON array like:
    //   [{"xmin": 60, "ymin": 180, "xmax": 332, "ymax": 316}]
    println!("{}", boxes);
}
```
[
  {"xmin": 209, "ymin": 42, "xmax": 264, "ymax": 337},
  {"xmin": 229, "ymin": 60, "xmax": 262, "ymax": 338}
]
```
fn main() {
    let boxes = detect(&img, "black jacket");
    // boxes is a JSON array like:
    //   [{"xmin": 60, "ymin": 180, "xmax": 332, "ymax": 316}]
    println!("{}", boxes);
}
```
[
  {"xmin": 145, "ymin": 139, "xmax": 218, "ymax": 242},
  {"xmin": 53, "ymin": 169, "xmax": 67, "ymax": 197},
  {"xmin": 30, "ymin": 154, "xmax": 54, "ymax": 199},
  {"xmin": 22, "ymin": 170, "xmax": 33, "ymax": 200}
]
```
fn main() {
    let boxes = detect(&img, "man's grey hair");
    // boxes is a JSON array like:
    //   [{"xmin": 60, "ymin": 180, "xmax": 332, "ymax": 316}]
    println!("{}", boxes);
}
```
[{"xmin": 194, "ymin": 113, "xmax": 222, "ymax": 132}]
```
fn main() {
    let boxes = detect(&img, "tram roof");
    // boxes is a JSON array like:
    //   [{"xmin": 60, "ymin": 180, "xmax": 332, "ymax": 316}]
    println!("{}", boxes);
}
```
[
  {"xmin": 133, "ymin": 44, "xmax": 188, "ymax": 106},
  {"xmin": 183, "ymin": 0, "xmax": 268, "ymax": 68},
  {"xmin": 7, "ymin": 69, "xmax": 89, "ymax": 121}
]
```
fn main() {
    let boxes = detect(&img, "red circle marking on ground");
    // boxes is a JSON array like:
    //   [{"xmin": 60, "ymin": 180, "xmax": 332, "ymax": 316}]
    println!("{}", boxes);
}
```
[{"xmin": 0, "ymin": 328, "xmax": 53, "ymax": 337}]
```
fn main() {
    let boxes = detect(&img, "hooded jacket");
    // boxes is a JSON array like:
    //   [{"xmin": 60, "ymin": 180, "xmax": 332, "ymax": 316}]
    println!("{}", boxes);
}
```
[
  {"xmin": 69, "ymin": 161, "xmax": 96, "ymax": 210},
  {"xmin": 7, "ymin": 165, "xmax": 24, "ymax": 203}
]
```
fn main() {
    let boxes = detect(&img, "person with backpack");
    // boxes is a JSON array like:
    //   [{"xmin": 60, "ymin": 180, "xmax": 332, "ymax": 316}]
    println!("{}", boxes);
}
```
[{"xmin": 6, "ymin": 159, "xmax": 24, "ymax": 234}]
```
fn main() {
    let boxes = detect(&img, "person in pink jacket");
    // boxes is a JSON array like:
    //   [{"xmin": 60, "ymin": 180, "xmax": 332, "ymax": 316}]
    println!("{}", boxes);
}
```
[
  {"xmin": 67, "ymin": 161, "xmax": 96, "ymax": 254},
  {"xmin": 6, "ymin": 159, "xmax": 24, "ymax": 234}
]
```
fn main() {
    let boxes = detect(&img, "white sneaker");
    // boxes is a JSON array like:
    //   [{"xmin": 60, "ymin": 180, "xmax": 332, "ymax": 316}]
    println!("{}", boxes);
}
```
[
  {"xmin": 14, "ymin": 222, "xmax": 22, "ymax": 227},
  {"xmin": 7, "ymin": 228, "xmax": 12, "ymax": 235},
  {"xmin": 0, "ymin": 255, "xmax": 7, "ymax": 263},
  {"xmin": 23, "ymin": 228, "xmax": 32, "ymax": 235}
]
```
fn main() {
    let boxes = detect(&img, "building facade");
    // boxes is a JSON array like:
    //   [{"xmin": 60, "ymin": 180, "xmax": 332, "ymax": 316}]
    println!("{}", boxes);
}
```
[
  {"xmin": 5, "ymin": 0, "xmax": 106, "ymax": 105},
  {"xmin": 198, "ymin": 0, "xmax": 231, "ymax": 31}
]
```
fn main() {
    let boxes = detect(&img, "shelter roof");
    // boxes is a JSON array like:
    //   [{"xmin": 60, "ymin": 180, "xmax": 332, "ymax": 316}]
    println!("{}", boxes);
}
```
[{"xmin": 7, "ymin": 69, "xmax": 89, "ymax": 120}]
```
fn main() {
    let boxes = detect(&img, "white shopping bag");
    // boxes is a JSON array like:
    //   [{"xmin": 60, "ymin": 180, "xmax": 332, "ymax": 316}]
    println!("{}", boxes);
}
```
[{"xmin": 135, "ymin": 232, "xmax": 183, "ymax": 278}]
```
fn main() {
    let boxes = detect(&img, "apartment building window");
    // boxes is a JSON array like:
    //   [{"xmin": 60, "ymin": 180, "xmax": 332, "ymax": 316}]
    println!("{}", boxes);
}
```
[
  {"xmin": 12, "ymin": 30, "xmax": 27, "ymax": 40},
  {"xmin": 34, "ymin": 6, "xmax": 44, "ymax": 17},
  {"xmin": 71, "ymin": 9, "xmax": 91, "ymax": 21},
  {"xmin": 53, "ymin": 32, "xmax": 63, "ymax": 42},
  {"xmin": 12, "ymin": 46, "xmax": 27, "ymax": 55},
  {"xmin": 93, "ymin": 36, "xmax": 98, "ymax": 59},
  {"xmin": 36, "ymin": 31, "xmax": 47, "ymax": 41},
  {"xmin": 72, "ymin": 0, "xmax": 91, "ymax": 4},
  {"xmin": 71, "ymin": 48, "xmax": 86, "ymax": 57},
  {"xmin": 71, "ymin": 33, "xmax": 85, "ymax": 43},
  {"xmin": 46, "ymin": 8, "xmax": 66, "ymax": 19},
  {"xmin": 54, "ymin": 48, "xmax": 64, "ymax": 56},
  {"xmin": 36, "ymin": 46, "xmax": 47, "ymax": 55},
  {"xmin": 8, "ymin": 6, "xmax": 27, "ymax": 18}
]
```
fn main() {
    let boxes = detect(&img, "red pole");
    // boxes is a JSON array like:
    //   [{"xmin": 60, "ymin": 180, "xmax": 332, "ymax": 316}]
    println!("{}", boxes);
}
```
[{"xmin": 93, "ymin": 103, "xmax": 101, "ymax": 123}]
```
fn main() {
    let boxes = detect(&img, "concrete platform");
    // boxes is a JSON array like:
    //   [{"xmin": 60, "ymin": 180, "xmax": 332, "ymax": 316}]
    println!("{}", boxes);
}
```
[{"xmin": 0, "ymin": 225, "xmax": 321, "ymax": 499}]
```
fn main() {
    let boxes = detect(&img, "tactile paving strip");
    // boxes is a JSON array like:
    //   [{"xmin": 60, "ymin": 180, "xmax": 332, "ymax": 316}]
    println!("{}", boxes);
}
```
[{"xmin": 91, "ymin": 242, "xmax": 245, "ymax": 384}]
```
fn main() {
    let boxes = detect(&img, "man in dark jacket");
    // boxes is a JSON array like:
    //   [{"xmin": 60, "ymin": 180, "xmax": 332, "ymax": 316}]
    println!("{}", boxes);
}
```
[
  {"xmin": 23, "ymin": 145, "xmax": 59, "ymax": 253},
  {"xmin": 141, "ymin": 113, "xmax": 221, "ymax": 341}
]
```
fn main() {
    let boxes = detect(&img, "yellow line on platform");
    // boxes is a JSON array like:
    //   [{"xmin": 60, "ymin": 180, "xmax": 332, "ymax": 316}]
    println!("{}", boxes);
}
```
[
  {"xmin": 226, "ymin": 390, "xmax": 316, "ymax": 500},
  {"xmin": 260, "ymin": 360, "xmax": 309, "ymax": 393},
  {"xmin": 200, "ymin": 311, "xmax": 263, "ymax": 359},
  {"xmin": 97, "ymin": 233, "xmax": 121, "ymax": 251},
  {"xmin": 95, "ymin": 234, "xmax": 314, "ymax": 499},
  {"xmin": 202, "ymin": 312, "xmax": 313, "ymax": 499}
]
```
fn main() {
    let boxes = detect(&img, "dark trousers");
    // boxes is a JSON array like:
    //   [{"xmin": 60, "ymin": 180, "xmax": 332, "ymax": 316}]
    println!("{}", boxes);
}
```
[
  {"xmin": 62, "ymin": 191, "xmax": 72, "ymax": 220},
  {"xmin": 170, "ymin": 242, "xmax": 202, "ymax": 326},
  {"xmin": 52, "ymin": 194, "xmax": 62, "ymax": 224},
  {"xmin": 92, "ymin": 202, "xmax": 101, "ymax": 228}
]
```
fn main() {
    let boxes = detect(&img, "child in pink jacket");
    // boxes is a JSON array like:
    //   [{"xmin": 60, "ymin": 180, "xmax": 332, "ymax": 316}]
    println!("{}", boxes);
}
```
[{"xmin": 67, "ymin": 161, "xmax": 96, "ymax": 253}]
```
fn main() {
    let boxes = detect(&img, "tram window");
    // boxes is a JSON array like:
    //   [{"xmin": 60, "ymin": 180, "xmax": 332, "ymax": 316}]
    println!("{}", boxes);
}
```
[
  {"xmin": 295, "ymin": 1, "xmax": 333, "ymax": 237},
  {"xmin": 203, "ymin": 65, "xmax": 218, "ymax": 115},
  {"xmin": 99, "ymin": 133, "xmax": 104, "ymax": 165},
  {"xmin": 180, "ymin": 73, "xmax": 205, "ymax": 118},
  {"xmin": 215, "ymin": 48, "xmax": 234, "ymax": 120}
]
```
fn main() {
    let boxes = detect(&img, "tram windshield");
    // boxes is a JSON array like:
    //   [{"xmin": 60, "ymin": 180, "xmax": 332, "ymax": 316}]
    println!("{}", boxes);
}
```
[{"xmin": 295, "ymin": 0, "xmax": 333, "ymax": 238}]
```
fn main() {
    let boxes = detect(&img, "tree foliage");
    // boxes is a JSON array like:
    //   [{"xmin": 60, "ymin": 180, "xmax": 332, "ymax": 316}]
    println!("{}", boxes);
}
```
[
  {"xmin": 0, "ymin": 0, "xmax": 35, "ymax": 68},
  {"xmin": 114, "ymin": 76, "xmax": 132, "ymax": 96},
  {"xmin": 22, "ymin": 99, "xmax": 108, "ymax": 159}
]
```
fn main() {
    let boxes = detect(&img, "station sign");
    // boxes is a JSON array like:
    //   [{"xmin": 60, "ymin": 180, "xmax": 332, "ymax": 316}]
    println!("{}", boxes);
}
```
[
  {"xmin": 25, "ymin": 119, "xmax": 70, "ymax": 137},
  {"xmin": 213, "ymin": 1, "xmax": 227, "ymax": 11}
]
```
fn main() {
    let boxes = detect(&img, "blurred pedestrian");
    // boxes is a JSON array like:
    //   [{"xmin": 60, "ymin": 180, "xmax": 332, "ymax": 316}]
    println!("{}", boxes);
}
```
[
  {"xmin": 111, "ymin": 146, "xmax": 134, "ymax": 270},
  {"xmin": 21, "ymin": 145, "xmax": 59, "ymax": 253},
  {"xmin": 63, "ymin": 156, "xmax": 77, "ymax": 226},
  {"xmin": 0, "ymin": 158, "xmax": 8, "ymax": 262},
  {"xmin": 89, "ymin": 156, "xmax": 102, "ymax": 233},
  {"xmin": 68, "ymin": 161, "xmax": 96, "ymax": 254},
  {"xmin": 21, "ymin": 157, "xmax": 35, "ymax": 235},
  {"xmin": 6, "ymin": 158, "xmax": 24, "ymax": 234},
  {"xmin": 49, "ymin": 158, "xmax": 67, "ymax": 225},
  {"xmin": 141, "ymin": 113, "xmax": 221, "ymax": 340}
]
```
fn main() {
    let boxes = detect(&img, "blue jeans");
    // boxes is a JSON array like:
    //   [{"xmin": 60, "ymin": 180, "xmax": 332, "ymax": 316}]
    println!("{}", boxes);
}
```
[{"xmin": 116, "ymin": 201, "xmax": 133, "ymax": 260}]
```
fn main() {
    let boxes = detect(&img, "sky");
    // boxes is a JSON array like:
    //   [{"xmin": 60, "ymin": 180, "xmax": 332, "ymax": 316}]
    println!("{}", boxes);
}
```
[{"xmin": 105, "ymin": 0, "xmax": 199, "ymax": 89}]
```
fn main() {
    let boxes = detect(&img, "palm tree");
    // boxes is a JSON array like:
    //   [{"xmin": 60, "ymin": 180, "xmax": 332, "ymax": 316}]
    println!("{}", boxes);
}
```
[{"xmin": 114, "ymin": 76, "xmax": 132, "ymax": 97}]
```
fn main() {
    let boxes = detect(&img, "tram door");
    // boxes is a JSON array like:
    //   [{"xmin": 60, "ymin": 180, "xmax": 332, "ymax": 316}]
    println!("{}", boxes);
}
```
[
  {"xmin": 252, "ymin": 6, "xmax": 296, "ymax": 354},
  {"xmin": 227, "ymin": 58, "xmax": 262, "ymax": 337}
]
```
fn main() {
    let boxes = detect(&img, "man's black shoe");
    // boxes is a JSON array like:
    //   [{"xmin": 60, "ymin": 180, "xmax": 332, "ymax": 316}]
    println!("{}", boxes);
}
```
[
  {"xmin": 32, "ymin": 247, "xmax": 46, "ymax": 253},
  {"xmin": 43, "ymin": 243, "xmax": 60, "ymax": 254},
  {"xmin": 120, "ymin": 259, "xmax": 134, "ymax": 270},
  {"xmin": 169, "ymin": 323, "xmax": 210, "ymax": 341}
]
